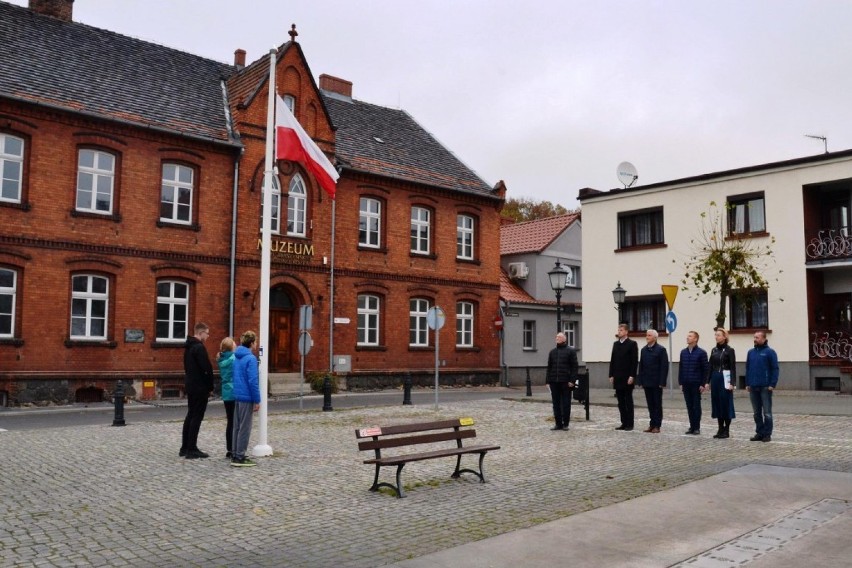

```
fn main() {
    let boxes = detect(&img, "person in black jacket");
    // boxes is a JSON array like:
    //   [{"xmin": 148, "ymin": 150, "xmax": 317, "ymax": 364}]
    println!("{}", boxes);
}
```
[
  {"xmin": 545, "ymin": 332, "xmax": 578, "ymax": 430},
  {"xmin": 708, "ymin": 327, "xmax": 736, "ymax": 439},
  {"xmin": 636, "ymin": 329, "xmax": 668, "ymax": 433},
  {"xmin": 180, "ymin": 322, "xmax": 215, "ymax": 459},
  {"xmin": 609, "ymin": 323, "xmax": 639, "ymax": 430}
]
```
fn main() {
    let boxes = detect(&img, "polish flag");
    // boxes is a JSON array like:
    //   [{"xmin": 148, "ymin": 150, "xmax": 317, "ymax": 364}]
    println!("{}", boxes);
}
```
[{"xmin": 275, "ymin": 95, "xmax": 339, "ymax": 198}]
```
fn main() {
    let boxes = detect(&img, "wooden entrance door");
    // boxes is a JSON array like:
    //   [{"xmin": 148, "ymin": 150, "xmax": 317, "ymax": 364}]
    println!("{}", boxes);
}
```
[{"xmin": 270, "ymin": 309, "xmax": 294, "ymax": 372}]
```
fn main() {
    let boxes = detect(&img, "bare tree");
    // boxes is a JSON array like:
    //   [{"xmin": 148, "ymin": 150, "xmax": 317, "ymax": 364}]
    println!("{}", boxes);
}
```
[{"xmin": 679, "ymin": 201, "xmax": 779, "ymax": 329}]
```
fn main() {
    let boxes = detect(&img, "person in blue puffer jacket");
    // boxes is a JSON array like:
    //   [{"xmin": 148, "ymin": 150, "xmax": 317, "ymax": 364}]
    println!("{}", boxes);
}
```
[{"xmin": 231, "ymin": 331, "xmax": 260, "ymax": 467}]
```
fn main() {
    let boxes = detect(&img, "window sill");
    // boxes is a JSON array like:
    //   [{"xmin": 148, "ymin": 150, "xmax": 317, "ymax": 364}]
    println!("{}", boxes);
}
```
[
  {"xmin": 408, "ymin": 346, "xmax": 433, "ymax": 352},
  {"xmin": 151, "ymin": 341, "xmax": 186, "ymax": 349},
  {"xmin": 64, "ymin": 339, "xmax": 118, "ymax": 349},
  {"xmin": 729, "ymin": 327, "xmax": 772, "ymax": 335},
  {"xmin": 456, "ymin": 257, "xmax": 481, "ymax": 266},
  {"xmin": 0, "ymin": 201, "xmax": 31, "ymax": 212},
  {"xmin": 522, "ymin": 348, "xmax": 538, "ymax": 352},
  {"xmin": 455, "ymin": 346, "xmax": 480, "ymax": 352},
  {"xmin": 725, "ymin": 231, "xmax": 771, "ymax": 241},
  {"xmin": 157, "ymin": 220, "xmax": 201, "ymax": 232},
  {"xmin": 410, "ymin": 252, "xmax": 437, "ymax": 260},
  {"xmin": 356, "ymin": 345, "xmax": 387, "ymax": 352},
  {"xmin": 615, "ymin": 243, "xmax": 667, "ymax": 253},
  {"xmin": 0, "ymin": 338, "xmax": 24, "ymax": 346},
  {"xmin": 358, "ymin": 246, "xmax": 387, "ymax": 254},
  {"xmin": 70, "ymin": 210, "xmax": 122, "ymax": 223}
]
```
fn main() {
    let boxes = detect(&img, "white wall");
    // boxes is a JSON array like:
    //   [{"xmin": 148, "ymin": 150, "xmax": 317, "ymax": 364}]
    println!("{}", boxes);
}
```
[{"xmin": 581, "ymin": 157, "xmax": 852, "ymax": 366}]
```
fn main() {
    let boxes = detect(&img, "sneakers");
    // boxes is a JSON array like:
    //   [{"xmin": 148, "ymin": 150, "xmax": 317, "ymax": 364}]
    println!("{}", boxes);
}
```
[
  {"xmin": 185, "ymin": 449, "xmax": 209, "ymax": 459},
  {"xmin": 230, "ymin": 457, "xmax": 257, "ymax": 467}
]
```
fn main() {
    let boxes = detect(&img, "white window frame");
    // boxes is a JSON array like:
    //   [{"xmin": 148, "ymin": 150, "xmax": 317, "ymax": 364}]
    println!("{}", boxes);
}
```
[
  {"xmin": 283, "ymin": 95, "xmax": 296, "ymax": 112},
  {"xmin": 76, "ymin": 149, "xmax": 115, "ymax": 214},
  {"xmin": 410, "ymin": 206, "xmax": 431, "ymax": 254},
  {"xmin": 359, "ymin": 197, "xmax": 381, "ymax": 248},
  {"xmin": 457, "ymin": 214, "xmax": 474, "ymax": 260},
  {"xmin": 156, "ymin": 280, "xmax": 189, "ymax": 342},
  {"xmin": 456, "ymin": 301, "xmax": 474, "ymax": 347},
  {"xmin": 287, "ymin": 174, "xmax": 307, "ymax": 236},
  {"xmin": 0, "ymin": 267, "xmax": 16, "ymax": 338},
  {"xmin": 357, "ymin": 294, "xmax": 380, "ymax": 346},
  {"xmin": 260, "ymin": 175, "xmax": 282, "ymax": 234},
  {"xmin": 522, "ymin": 320, "xmax": 536, "ymax": 350},
  {"xmin": 160, "ymin": 163, "xmax": 193, "ymax": 224},
  {"xmin": 409, "ymin": 298, "xmax": 431, "ymax": 347},
  {"xmin": 70, "ymin": 274, "xmax": 108, "ymax": 340},
  {"xmin": 563, "ymin": 321, "xmax": 577, "ymax": 348},
  {"xmin": 0, "ymin": 133, "xmax": 24, "ymax": 204}
]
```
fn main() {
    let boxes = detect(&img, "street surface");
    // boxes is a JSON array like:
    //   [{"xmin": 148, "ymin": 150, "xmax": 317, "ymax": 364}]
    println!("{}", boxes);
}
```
[{"xmin": 1, "ymin": 388, "xmax": 850, "ymax": 567}]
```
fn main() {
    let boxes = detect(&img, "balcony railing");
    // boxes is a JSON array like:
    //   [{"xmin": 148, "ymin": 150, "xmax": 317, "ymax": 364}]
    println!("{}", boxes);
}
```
[
  {"xmin": 806, "ymin": 229, "xmax": 852, "ymax": 261},
  {"xmin": 810, "ymin": 330, "xmax": 852, "ymax": 362}
]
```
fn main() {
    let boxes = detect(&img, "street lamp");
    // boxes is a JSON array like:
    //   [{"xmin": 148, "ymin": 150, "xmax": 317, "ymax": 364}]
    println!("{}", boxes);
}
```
[
  {"xmin": 548, "ymin": 260, "xmax": 570, "ymax": 332},
  {"xmin": 612, "ymin": 281, "xmax": 627, "ymax": 323}
]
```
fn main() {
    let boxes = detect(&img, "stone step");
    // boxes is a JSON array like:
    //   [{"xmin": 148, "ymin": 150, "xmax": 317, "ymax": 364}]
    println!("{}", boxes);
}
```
[{"xmin": 268, "ymin": 372, "xmax": 309, "ymax": 395}]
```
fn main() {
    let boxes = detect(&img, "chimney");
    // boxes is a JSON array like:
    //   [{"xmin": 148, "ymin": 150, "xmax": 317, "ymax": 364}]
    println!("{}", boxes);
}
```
[
  {"xmin": 234, "ymin": 49, "xmax": 246, "ymax": 69},
  {"xmin": 319, "ymin": 74, "xmax": 353, "ymax": 99},
  {"xmin": 29, "ymin": 0, "xmax": 74, "ymax": 21}
]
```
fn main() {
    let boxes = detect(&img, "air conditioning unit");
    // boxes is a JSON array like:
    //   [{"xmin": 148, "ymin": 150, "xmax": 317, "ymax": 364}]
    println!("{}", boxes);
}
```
[{"xmin": 507, "ymin": 262, "xmax": 529, "ymax": 279}]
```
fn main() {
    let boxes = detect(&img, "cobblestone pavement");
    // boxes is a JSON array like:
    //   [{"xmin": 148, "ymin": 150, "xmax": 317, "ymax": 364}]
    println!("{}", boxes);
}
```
[{"xmin": 1, "ymin": 398, "xmax": 850, "ymax": 567}]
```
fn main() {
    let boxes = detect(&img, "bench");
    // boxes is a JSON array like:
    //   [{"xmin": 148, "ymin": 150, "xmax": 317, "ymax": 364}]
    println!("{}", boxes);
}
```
[{"xmin": 355, "ymin": 418, "xmax": 501, "ymax": 498}]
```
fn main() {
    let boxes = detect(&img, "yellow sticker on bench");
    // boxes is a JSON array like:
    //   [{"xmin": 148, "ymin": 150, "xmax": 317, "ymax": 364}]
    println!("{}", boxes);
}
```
[
  {"xmin": 459, "ymin": 417, "xmax": 474, "ymax": 426},
  {"xmin": 359, "ymin": 426, "xmax": 382, "ymax": 437}
]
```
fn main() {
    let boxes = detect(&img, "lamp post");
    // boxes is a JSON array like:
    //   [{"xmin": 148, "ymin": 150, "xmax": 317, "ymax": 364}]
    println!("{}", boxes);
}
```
[
  {"xmin": 612, "ymin": 281, "xmax": 627, "ymax": 323},
  {"xmin": 548, "ymin": 260, "xmax": 570, "ymax": 332}
]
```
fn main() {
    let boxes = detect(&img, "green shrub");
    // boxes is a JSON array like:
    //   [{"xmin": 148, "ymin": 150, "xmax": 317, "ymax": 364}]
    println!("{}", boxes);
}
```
[{"xmin": 307, "ymin": 371, "xmax": 339, "ymax": 394}]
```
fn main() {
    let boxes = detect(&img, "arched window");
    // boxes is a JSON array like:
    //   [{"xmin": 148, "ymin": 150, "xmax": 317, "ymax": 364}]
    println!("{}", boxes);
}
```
[
  {"xmin": 357, "ymin": 294, "xmax": 380, "ymax": 346},
  {"xmin": 409, "ymin": 298, "xmax": 431, "ymax": 346},
  {"xmin": 76, "ymin": 149, "xmax": 116, "ymax": 214},
  {"xmin": 0, "ymin": 133, "xmax": 24, "ymax": 204},
  {"xmin": 287, "ymin": 174, "xmax": 307, "ymax": 236},
  {"xmin": 156, "ymin": 280, "xmax": 189, "ymax": 341},
  {"xmin": 260, "ymin": 175, "xmax": 282, "ymax": 234},
  {"xmin": 70, "ymin": 274, "xmax": 109, "ymax": 339}
]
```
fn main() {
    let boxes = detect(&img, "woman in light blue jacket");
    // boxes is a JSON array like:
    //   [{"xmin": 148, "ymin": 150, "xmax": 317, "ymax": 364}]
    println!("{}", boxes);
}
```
[{"xmin": 216, "ymin": 337, "xmax": 236, "ymax": 458}]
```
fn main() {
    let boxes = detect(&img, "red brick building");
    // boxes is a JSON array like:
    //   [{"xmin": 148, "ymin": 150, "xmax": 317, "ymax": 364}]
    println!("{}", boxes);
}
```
[{"xmin": 0, "ymin": 0, "xmax": 504, "ymax": 405}]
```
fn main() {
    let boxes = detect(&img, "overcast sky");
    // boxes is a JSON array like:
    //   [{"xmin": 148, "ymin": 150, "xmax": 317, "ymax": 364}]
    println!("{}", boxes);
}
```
[{"xmin": 13, "ymin": 0, "xmax": 852, "ymax": 208}]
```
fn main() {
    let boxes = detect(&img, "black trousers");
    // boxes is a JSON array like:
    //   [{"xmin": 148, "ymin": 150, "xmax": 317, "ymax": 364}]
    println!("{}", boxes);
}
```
[
  {"xmin": 682, "ymin": 383, "xmax": 703, "ymax": 432},
  {"xmin": 615, "ymin": 386, "xmax": 634, "ymax": 428},
  {"xmin": 181, "ymin": 388, "xmax": 209, "ymax": 452},
  {"xmin": 549, "ymin": 382, "xmax": 572, "ymax": 427},
  {"xmin": 643, "ymin": 386, "xmax": 663, "ymax": 428},
  {"xmin": 223, "ymin": 400, "xmax": 235, "ymax": 453}
]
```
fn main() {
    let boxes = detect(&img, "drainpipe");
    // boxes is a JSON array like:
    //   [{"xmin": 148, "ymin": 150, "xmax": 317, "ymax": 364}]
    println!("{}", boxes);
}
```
[{"xmin": 228, "ymin": 151, "xmax": 242, "ymax": 338}]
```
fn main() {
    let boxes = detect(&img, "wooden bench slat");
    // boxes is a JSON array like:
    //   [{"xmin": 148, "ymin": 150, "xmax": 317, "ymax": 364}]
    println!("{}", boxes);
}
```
[
  {"xmin": 357, "ymin": 429, "xmax": 476, "ymax": 451},
  {"xmin": 354, "ymin": 419, "xmax": 464, "ymax": 438},
  {"xmin": 363, "ymin": 444, "xmax": 500, "ymax": 466}
]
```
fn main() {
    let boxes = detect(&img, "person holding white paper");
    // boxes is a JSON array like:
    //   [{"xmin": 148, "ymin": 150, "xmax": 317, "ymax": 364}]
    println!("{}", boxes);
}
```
[{"xmin": 708, "ymin": 327, "xmax": 737, "ymax": 439}]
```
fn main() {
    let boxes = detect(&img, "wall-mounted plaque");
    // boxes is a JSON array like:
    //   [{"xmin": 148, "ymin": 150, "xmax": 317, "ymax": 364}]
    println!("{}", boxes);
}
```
[{"xmin": 124, "ymin": 329, "xmax": 145, "ymax": 343}]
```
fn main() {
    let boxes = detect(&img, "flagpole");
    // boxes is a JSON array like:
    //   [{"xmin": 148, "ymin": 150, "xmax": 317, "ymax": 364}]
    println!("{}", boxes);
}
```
[
  {"xmin": 329, "ymin": 198, "xmax": 336, "ymax": 373},
  {"xmin": 253, "ymin": 47, "xmax": 276, "ymax": 458}
]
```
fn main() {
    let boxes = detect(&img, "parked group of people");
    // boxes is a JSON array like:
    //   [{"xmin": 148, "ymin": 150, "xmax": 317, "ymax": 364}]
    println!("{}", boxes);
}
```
[
  {"xmin": 546, "ymin": 323, "xmax": 780, "ymax": 441},
  {"xmin": 180, "ymin": 322, "xmax": 262, "ymax": 467}
]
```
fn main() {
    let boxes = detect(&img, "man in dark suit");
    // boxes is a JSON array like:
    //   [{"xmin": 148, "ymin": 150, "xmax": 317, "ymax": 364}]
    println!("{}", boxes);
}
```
[{"xmin": 609, "ymin": 323, "xmax": 638, "ymax": 430}]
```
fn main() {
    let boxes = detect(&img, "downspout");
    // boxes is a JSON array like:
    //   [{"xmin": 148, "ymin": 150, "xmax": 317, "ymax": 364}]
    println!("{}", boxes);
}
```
[{"xmin": 228, "ymin": 151, "xmax": 242, "ymax": 338}]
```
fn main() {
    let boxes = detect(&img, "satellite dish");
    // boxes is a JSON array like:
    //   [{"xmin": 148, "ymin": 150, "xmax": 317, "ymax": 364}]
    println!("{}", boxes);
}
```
[{"xmin": 617, "ymin": 161, "xmax": 638, "ymax": 188}]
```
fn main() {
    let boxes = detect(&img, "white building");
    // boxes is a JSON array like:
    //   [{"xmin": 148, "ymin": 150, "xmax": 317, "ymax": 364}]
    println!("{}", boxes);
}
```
[{"xmin": 579, "ymin": 151, "xmax": 852, "ymax": 391}]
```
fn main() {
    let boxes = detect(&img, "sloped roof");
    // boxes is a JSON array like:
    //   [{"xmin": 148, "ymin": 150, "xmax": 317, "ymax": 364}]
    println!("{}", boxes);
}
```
[
  {"xmin": 0, "ymin": 2, "xmax": 238, "ymax": 146},
  {"xmin": 500, "ymin": 213, "xmax": 580, "ymax": 255},
  {"xmin": 322, "ymin": 94, "xmax": 495, "ymax": 197},
  {"xmin": 500, "ymin": 270, "xmax": 538, "ymax": 304}
]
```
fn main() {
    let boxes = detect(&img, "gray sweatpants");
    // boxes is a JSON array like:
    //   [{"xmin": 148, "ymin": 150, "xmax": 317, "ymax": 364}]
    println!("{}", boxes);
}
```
[{"xmin": 232, "ymin": 401, "xmax": 254, "ymax": 459}]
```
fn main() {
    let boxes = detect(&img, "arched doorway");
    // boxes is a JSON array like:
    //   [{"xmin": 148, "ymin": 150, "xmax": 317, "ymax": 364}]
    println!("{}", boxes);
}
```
[{"xmin": 269, "ymin": 286, "xmax": 297, "ymax": 372}]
